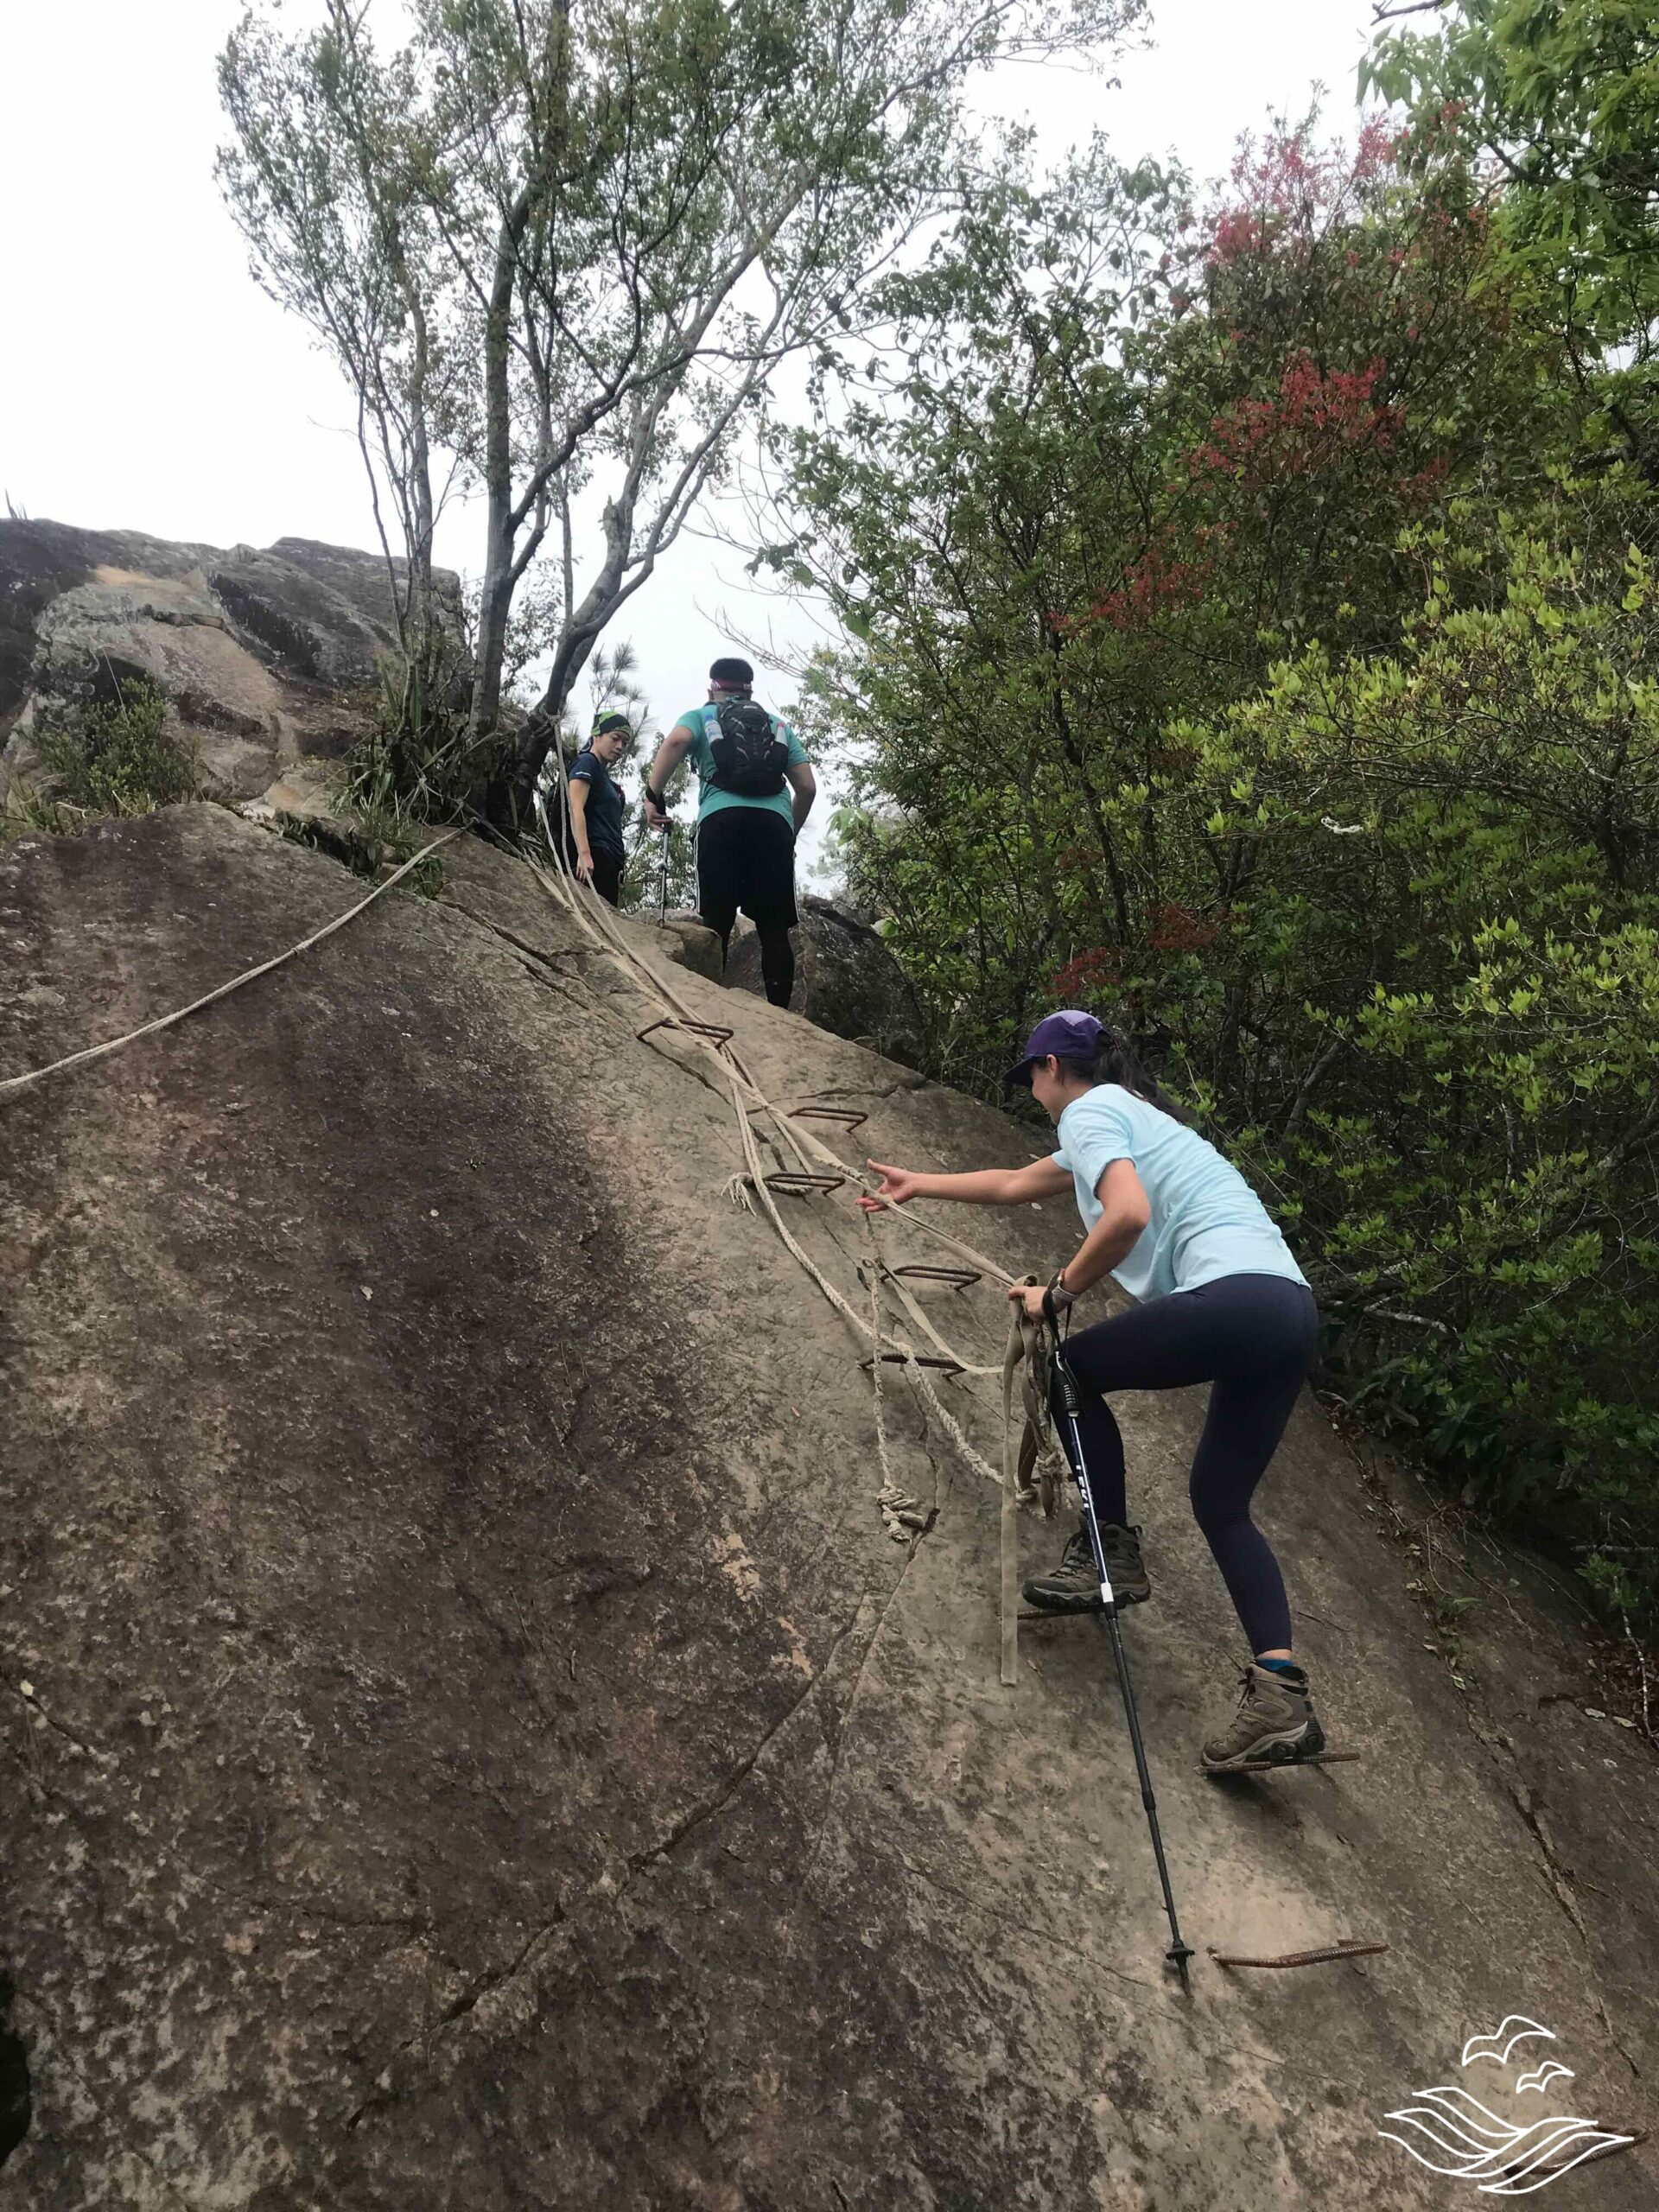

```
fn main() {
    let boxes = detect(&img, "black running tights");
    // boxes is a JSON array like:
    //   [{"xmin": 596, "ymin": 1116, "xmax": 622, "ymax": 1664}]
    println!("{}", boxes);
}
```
[
  {"xmin": 708, "ymin": 922, "xmax": 794, "ymax": 1008},
  {"xmin": 1049, "ymin": 1274, "xmax": 1318, "ymax": 1655},
  {"xmin": 756, "ymin": 926, "xmax": 794, "ymax": 1008}
]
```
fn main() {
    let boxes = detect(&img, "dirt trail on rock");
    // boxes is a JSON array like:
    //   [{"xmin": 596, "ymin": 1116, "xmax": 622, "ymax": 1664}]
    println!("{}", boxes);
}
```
[{"xmin": 1, "ymin": 807, "xmax": 1654, "ymax": 2209}]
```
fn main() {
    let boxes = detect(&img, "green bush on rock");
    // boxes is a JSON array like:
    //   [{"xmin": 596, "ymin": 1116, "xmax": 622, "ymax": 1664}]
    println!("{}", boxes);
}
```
[
  {"xmin": 30, "ymin": 677, "xmax": 200, "ymax": 822},
  {"xmin": 1157, "ymin": 524, "xmax": 1659, "ymax": 1610}
]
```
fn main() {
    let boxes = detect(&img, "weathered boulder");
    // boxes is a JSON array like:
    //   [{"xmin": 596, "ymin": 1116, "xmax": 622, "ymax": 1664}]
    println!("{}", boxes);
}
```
[
  {"xmin": 649, "ymin": 909, "xmax": 726, "ymax": 983},
  {"xmin": 724, "ymin": 892, "xmax": 925, "ymax": 1065},
  {"xmin": 203, "ymin": 537, "xmax": 467, "ymax": 696},
  {"xmin": 0, "ymin": 524, "xmax": 203, "ymax": 732},
  {"xmin": 0, "ymin": 520, "xmax": 460, "ymax": 801},
  {"xmin": 1, "ymin": 806, "xmax": 1656, "ymax": 2208}
]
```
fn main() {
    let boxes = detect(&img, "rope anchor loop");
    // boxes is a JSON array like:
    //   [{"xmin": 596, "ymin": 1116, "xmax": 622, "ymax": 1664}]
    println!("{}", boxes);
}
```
[
  {"xmin": 860, "ymin": 1351, "xmax": 963, "ymax": 1376},
  {"xmin": 636, "ymin": 1014, "xmax": 734, "ymax": 1047},
  {"xmin": 790, "ymin": 1104, "xmax": 869, "ymax": 1132},
  {"xmin": 1208, "ymin": 1939, "xmax": 1389, "ymax": 1970}
]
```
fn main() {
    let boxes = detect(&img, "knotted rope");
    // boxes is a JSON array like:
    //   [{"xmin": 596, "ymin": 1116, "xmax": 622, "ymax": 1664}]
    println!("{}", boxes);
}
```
[
  {"xmin": 999, "ymin": 1294, "xmax": 1066, "ymax": 1683},
  {"xmin": 522, "ymin": 789, "xmax": 1082, "ymax": 1681}
]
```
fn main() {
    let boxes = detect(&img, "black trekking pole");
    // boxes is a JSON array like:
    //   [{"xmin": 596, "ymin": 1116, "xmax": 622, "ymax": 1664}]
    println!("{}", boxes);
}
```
[
  {"xmin": 658, "ymin": 822, "xmax": 671, "ymax": 925},
  {"xmin": 1052, "ymin": 1344, "xmax": 1196, "ymax": 1992}
]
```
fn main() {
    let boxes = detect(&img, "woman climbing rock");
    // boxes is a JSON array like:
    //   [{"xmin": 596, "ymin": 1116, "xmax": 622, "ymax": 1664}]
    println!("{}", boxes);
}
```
[{"xmin": 859, "ymin": 1008, "xmax": 1324, "ymax": 1772}]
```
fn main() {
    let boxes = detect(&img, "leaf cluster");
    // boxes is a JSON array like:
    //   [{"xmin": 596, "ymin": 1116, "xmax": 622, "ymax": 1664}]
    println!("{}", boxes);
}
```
[{"xmin": 775, "ymin": 105, "xmax": 1659, "ymax": 1617}]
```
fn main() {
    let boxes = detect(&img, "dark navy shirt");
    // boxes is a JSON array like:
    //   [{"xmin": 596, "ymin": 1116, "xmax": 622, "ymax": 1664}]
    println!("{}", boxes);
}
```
[{"xmin": 568, "ymin": 748, "xmax": 626, "ymax": 857}]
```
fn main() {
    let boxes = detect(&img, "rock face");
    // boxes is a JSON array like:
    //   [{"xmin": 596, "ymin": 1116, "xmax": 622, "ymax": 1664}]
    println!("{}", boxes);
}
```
[
  {"xmin": 0, "ymin": 520, "xmax": 461, "ymax": 801},
  {"xmin": 2, "ymin": 805, "xmax": 1657, "ymax": 2209},
  {"xmin": 724, "ymin": 892, "xmax": 925, "ymax": 1065}
]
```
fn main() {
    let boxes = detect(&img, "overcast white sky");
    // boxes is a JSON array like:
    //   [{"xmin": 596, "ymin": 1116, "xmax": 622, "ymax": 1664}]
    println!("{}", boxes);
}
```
[{"xmin": 0, "ymin": 0, "xmax": 1379, "ymax": 863}]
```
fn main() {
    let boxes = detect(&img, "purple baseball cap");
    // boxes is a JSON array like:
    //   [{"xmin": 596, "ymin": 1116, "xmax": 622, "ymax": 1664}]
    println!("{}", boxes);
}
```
[{"xmin": 1002, "ymin": 1009, "xmax": 1105, "ymax": 1090}]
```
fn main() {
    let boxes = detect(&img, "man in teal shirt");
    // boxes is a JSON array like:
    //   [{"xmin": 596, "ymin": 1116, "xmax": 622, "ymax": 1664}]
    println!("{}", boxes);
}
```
[{"xmin": 641, "ymin": 656, "xmax": 816, "ymax": 1007}]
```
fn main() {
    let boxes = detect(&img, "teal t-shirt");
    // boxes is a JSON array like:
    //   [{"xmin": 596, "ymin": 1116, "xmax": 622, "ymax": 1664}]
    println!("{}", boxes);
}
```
[
  {"xmin": 1052, "ymin": 1084, "xmax": 1308, "ymax": 1303},
  {"xmin": 672, "ymin": 702, "xmax": 808, "ymax": 828}
]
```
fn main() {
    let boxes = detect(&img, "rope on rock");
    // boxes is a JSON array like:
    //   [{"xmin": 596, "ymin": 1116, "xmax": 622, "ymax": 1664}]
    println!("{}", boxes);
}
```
[
  {"xmin": 522, "ymin": 794, "xmax": 1066, "ymax": 1680},
  {"xmin": 868, "ymin": 1261, "xmax": 930, "ymax": 1542},
  {"xmin": 1208, "ymin": 1940, "xmax": 1389, "ymax": 1970},
  {"xmin": 522, "ymin": 781, "xmax": 1015, "ymax": 1278},
  {"xmin": 729, "ymin": 1058, "xmax": 1007, "ymax": 1485},
  {"xmin": 0, "ymin": 775, "xmax": 1058, "ymax": 1681},
  {"xmin": 4, "ymin": 787, "xmax": 1422, "ymax": 1974},
  {"xmin": 999, "ymin": 1297, "xmax": 1067, "ymax": 1685},
  {"xmin": 884, "ymin": 1257, "xmax": 996, "ymax": 1372},
  {"xmin": 0, "ymin": 831, "xmax": 460, "ymax": 1103}
]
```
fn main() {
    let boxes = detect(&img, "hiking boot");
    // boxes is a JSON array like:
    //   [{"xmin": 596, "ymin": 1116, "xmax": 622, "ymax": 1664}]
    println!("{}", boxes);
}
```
[
  {"xmin": 1022, "ymin": 1521, "xmax": 1151, "ymax": 1613},
  {"xmin": 1201, "ymin": 1661, "xmax": 1325, "ymax": 1771}
]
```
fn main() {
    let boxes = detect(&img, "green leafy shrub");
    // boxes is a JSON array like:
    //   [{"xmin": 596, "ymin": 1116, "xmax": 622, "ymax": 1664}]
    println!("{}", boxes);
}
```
[
  {"xmin": 31, "ymin": 677, "xmax": 200, "ymax": 818},
  {"xmin": 1089, "ymin": 522, "xmax": 1659, "ymax": 1613},
  {"xmin": 342, "ymin": 657, "xmax": 508, "ymax": 830},
  {"xmin": 780, "ymin": 99, "xmax": 1659, "ymax": 1619}
]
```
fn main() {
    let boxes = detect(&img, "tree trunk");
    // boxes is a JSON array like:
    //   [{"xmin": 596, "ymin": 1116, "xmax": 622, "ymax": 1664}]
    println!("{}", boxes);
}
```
[
  {"xmin": 467, "ymin": 256, "xmax": 518, "ymax": 758},
  {"xmin": 404, "ymin": 299, "xmax": 438, "ymax": 702},
  {"xmin": 1042, "ymin": 621, "xmax": 1131, "ymax": 942},
  {"xmin": 510, "ymin": 484, "xmax": 632, "ymax": 805}
]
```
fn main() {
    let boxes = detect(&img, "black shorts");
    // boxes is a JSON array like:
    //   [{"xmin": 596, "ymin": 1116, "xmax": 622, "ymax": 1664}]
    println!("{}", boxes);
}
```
[{"xmin": 696, "ymin": 805, "xmax": 798, "ymax": 935}]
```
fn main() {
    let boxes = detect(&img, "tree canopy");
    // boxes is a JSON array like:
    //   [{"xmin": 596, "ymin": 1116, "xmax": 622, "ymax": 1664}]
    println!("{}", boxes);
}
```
[
  {"xmin": 761, "ymin": 23, "xmax": 1659, "ymax": 1618},
  {"xmin": 219, "ymin": 0, "xmax": 1145, "ymax": 814}
]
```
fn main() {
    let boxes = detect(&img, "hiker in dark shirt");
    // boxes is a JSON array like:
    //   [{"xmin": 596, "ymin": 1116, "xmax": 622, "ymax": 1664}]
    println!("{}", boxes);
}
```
[{"xmin": 568, "ymin": 712, "xmax": 632, "ymax": 907}]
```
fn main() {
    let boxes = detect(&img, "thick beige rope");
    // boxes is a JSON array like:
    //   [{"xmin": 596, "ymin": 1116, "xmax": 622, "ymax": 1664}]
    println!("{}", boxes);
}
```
[
  {"xmin": 880, "ymin": 1262, "xmax": 995, "ymax": 1373},
  {"xmin": 863, "ymin": 1198, "xmax": 1018, "ymax": 1289},
  {"xmin": 868, "ymin": 1261, "xmax": 930, "ymax": 1542},
  {"xmin": 0, "ymin": 830, "xmax": 460, "ymax": 1103},
  {"xmin": 1000, "ymin": 1320, "xmax": 1024, "ymax": 1688},
  {"xmin": 998, "ymin": 1295, "xmax": 1058, "ymax": 1686},
  {"xmin": 528, "ymin": 799, "xmax": 1058, "ymax": 1679},
  {"xmin": 522, "ymin": 788, "xmax": 1015, "ymax": 1276}
]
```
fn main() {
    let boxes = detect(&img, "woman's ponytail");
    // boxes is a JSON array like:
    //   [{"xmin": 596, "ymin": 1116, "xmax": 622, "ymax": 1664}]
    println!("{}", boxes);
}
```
[{"xmin": 1091, "ymin": 1026, "xmax": 1194, "ymax": 1126}]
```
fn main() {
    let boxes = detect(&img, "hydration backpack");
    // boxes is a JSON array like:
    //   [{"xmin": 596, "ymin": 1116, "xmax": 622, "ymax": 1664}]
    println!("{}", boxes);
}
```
[{"xmin": 708, "ymin": 697, "xmax": 789, "ymax": 797}]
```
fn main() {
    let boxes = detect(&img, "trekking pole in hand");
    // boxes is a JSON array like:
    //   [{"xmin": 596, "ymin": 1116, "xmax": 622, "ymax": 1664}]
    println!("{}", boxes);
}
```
[
  {"xmin": 1052, "ymin": 1348, "xmax": 1196, "ymax": 1992},
  {"xmin": 658, "ymin": 823, "xmax": 671, "ymax": 924}
]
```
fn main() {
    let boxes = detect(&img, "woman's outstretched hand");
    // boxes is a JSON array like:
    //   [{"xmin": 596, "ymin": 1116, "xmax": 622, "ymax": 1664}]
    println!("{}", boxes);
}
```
[
  {"xmin": 1007, "ymin": 1281, "xmax": 1050, "ymax": 1321},
  {"xmin": 859, "ymin": 1160, "xmax": 920, "ymax": 1212}
]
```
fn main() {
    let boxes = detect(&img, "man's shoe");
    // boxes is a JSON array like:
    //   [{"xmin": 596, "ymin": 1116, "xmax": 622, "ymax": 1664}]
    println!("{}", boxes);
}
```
[
  {"xmin": 1022, "ymin": 1521, "xmax": 1151, "ymax": 1613},
  {"xmin": 1201, "ymin": 1661, "xmax": 1325, "ymax": 1771}
]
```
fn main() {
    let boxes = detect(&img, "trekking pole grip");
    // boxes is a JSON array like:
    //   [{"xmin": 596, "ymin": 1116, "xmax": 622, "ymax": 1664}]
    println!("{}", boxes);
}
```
[{"xmin": 1051, "ymin": 1351, "xmax": 1084, "ymax": 1420}]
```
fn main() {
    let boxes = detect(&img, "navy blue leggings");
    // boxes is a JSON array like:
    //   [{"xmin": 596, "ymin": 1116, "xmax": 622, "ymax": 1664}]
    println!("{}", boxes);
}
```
[{"xmin": 1050, "ymin": 1274, "xmax": 1318, "ymax": 1655}]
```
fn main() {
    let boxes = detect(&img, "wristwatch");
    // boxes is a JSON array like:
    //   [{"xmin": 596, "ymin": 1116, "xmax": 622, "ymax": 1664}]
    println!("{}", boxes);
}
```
[{"xmin": 1041, "ymin": 1269, "xmax": 1077, "ymax": 1324}]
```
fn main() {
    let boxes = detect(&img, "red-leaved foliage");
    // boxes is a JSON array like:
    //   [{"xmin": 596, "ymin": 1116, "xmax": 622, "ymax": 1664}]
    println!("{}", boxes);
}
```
[
  {"xmin": 1084, "ymin": 537, "xmax": 1212, "ymax": 629},
  {"xmin": 1052, "ymin": 907, "xmax": 1223, "ymax": 1000},
  {"xmin": 1208, "ymin": 121, "xmax": 1401, "ymax": 269},
  {"xmin": 1144, "ymin": 901, "xmax": 1220, "ymax": 954},
  {"xmin": 1188, "ymin": 352, "xmax": 1401, "ymax": 487},
  {"xmin": 1051, "ymin": 946, "xmax": 1124, "ymax": 1000}
]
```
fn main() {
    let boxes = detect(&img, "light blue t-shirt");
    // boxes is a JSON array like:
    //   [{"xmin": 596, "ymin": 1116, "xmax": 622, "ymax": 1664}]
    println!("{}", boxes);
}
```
[
  {"xmin": 672, "ymin": 702, "xmax": 809, "ymax": 828},
  {"xmin": 1052, "ymin": 1084, "xmax": 1308, "ymax": 1302}
]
